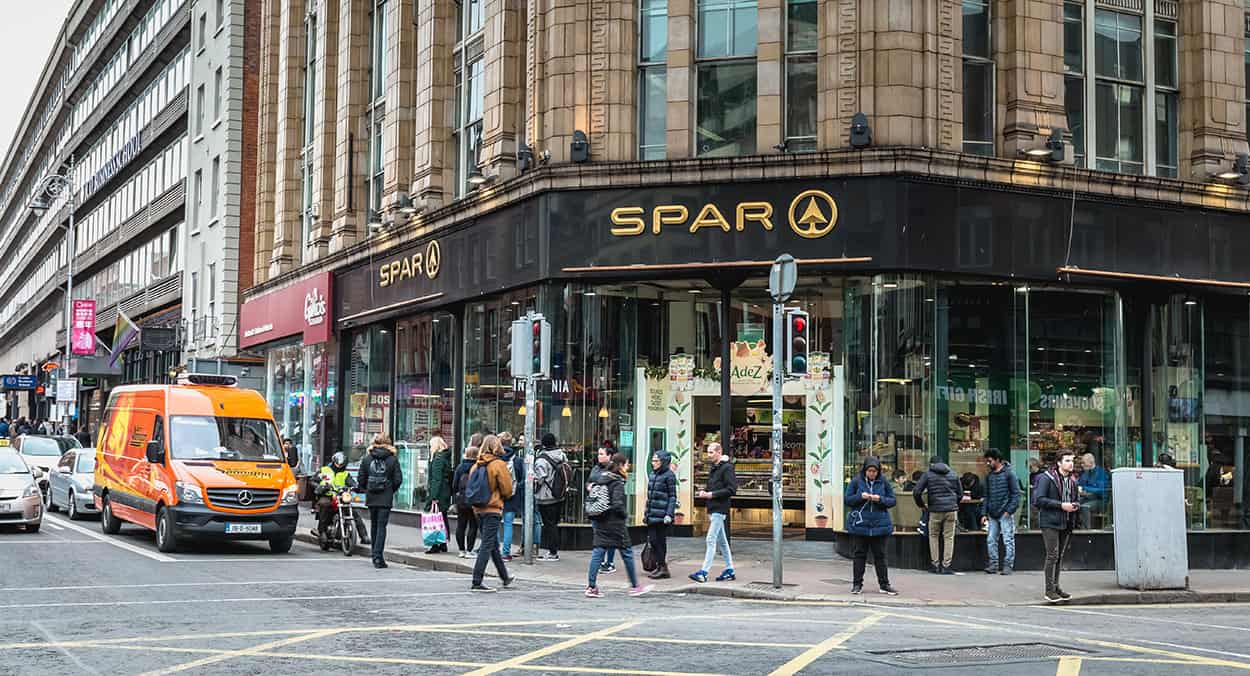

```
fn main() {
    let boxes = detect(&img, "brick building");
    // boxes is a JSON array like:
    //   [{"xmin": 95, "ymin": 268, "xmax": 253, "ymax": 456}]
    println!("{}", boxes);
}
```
[{"xmin": 242, "ymin": 0, "xmax": 1250, "ymax": 562}]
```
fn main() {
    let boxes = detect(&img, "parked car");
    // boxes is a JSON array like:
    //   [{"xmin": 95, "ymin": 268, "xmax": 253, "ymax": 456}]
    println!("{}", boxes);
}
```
[
  {"xmin": 0, "ymin": 448, "xmax": 43, "ymax": 532},
  {"xmin": 46, "ymin": 449, "xmax": 98, "ymax": 519},
  {"xmin": 14, "ymin": 435, "xmax": 80, "ymax": 493}
]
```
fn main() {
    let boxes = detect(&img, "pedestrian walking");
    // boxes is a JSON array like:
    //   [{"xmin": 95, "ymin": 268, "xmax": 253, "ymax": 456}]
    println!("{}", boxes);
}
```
[
  {"xmin": 468, "ymin": 434, "xmax": 515, "ymax": 592},
  {"xmin": 644, "ymin": 450, "xmax": 677, "ymax": 579},
  {"xmin": 1034, "ymin": 451, "xmax": 1080, "ymax": 603},
  {"xmin": 452, "ymin": 446, "xmax": 480, "ymax": 558},
  {"xmin": 534, "ymin": 433, "xmax": 570, "ymax": 561},
  {"xmin": 584, "ymin": 453, "xmax": 653, "ymax": 598},
  {"xmin": 0, "ymin": 418, "xmax": 9, "ymax": 439},
  {"xmin": 843, "ymin": 456, "xmax": 899, "ymax": 595},
  {"xmin": 355, "ymin": 434, "xmax": 403, "ymax": 569},
  {"xmin": 913, "ymin": 456, "xmax": 963, "ymax": 574},
  {"xmin": 498, "ymin": 432, "xmax": 539, "ymax": 561},
  {"xmin": 425, "ymin": 435, "xmax": 453, "ymax": 553},
  {"xmin": 75, "ymin": 427, "xmax": 91, "ymax": 448},
  {"xmin": 587, "ymin": 446, "xmax": 617, "ymax": 573},
  {"xmin": 689, "ymin": 442, "xmax": 737, "ymax": 583},
  {"xmin": 980, "ymin": 449, "xmax": 1020, "ymax": 575}
]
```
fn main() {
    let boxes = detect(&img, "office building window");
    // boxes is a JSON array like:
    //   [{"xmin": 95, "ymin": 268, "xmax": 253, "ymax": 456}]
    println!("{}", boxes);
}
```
[
  {"xmin": 366, "ymin": 0, "xmax": 388, "ymax": 220},
  {"xmin": 213, "ymin": 67, "xmax": 222, "ymax": 122},
  {"xmin": 695, "ymin": 0, "xmax": 757, "ymax": 156},
  {"xmin": 784, "ymin": 0, "xmax": 817, "ymax": 152},
  {"xmin": 301, "ymin": 9, "xmax": 317, "ymax": 257},
  {"xmin": 210, "ymin": 156, "xmax": 220, "ymax": 219},
  {"xmin": 638, "ymin": 0, "xmax": 667, "ymax": 160},
  {"xmin": 215, "ymin": 0, "xmax": 224, "ymax": 30},
  {"xmin": 198, "ymin": 12, "xmax": 206, "ymax": 50},
  {"xmin": 207, "ymin": 262, "xmax": 216, "ymax": 340},
  {"xmin": 453, "ymin": 0, "xmax": 485, "ymax": 195},
  {"xmin": 1154, "ymin": 19, "xmax": 1177, "ymax": 178},
  {"xmin": 196, "ymin": 84, "xmax": 205, "ymax": 136},
  {"xmin": 962, "ymin": 0, "xmax": 993, "ymax": 156},
  {"xmin": 1092, "ymin": 9, "xmax": 1143, "ymax": 175},
  {"xmin": 192, "ymin": 169, "xmax": 203, "ymax": 230}
]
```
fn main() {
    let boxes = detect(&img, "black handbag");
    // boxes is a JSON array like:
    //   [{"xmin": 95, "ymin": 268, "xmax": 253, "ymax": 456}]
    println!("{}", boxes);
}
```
[{"xmin": 640, "ymin": 540, "xmax": 657, "ymax": 572}]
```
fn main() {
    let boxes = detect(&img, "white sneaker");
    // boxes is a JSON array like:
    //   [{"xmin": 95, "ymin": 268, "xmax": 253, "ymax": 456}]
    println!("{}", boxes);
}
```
[{"xmin": 458, "ymin": 551, "xmax": 469, "ymax": 559}]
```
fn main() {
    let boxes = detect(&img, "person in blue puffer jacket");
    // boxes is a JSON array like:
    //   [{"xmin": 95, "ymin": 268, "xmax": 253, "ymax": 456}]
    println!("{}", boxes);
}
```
[{"xmin": 844, "ymin": 456, "xmax": 899, "ymax": 596}]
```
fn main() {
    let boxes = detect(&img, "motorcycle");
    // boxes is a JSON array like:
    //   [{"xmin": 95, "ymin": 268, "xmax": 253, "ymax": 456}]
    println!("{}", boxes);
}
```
[{"xmin": 318, "ymin": 487, "xmax": 360, "ymax": 556}]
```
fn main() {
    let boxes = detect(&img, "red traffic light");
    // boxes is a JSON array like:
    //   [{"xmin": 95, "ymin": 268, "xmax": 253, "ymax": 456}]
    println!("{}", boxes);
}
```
[
  {"xmin": 791, "ymin": 315, "xmax": 806, "ymax": 333},
  {"xmin": 532, "ymin": 321, "xmax": 541, "ymax": 336}
]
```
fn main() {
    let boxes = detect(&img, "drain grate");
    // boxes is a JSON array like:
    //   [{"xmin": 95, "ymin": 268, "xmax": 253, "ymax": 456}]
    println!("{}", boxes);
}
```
[
  {"xmin": 745, "ymin": 581, "xmax": 799, "ymax": 590},
  {"xmin": 870, "ymin": 643, "xmax": 1090, "ymax": 666}
]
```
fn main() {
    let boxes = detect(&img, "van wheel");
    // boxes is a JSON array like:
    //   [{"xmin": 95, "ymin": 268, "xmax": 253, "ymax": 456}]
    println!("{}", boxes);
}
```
[
  {"xmin": 100, "ymin": 497, "xmax": 121, "ymax": 534},
  {"xmin": 269, "ymin": 534, "xmax": 294, "ymax": 554},
  {"xmin": 155, "ymin": 507, "xmax": 178, "ymax": 553}
]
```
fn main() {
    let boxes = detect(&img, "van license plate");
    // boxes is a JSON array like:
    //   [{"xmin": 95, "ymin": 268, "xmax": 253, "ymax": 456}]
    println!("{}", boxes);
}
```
[{"xmin": 225, "ymin": 523, "xmax": 261, "ymax": 534}]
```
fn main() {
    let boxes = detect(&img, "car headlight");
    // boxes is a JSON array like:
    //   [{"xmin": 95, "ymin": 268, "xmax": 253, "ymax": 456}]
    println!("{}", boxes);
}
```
[
  {"xmin": 22, "ymin": 484, "xmax": 39, "ymax": 498},
  {"xmin": 175, "ymin": 481, "xmax": 204, "ymax": 504},
  {"xmin": 281, "ymin": 485, "xmax": 299, "ymax": 505}
]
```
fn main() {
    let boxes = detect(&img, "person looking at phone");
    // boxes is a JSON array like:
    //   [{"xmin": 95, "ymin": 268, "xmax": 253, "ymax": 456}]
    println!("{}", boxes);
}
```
[{"xmin": 1033, "ymin": 451, "xmax": 1080, "ymax": 603}]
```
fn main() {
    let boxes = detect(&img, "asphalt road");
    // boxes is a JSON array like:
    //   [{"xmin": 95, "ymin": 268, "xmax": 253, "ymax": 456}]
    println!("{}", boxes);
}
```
[{"xmin": 1, "ymin": 513, "xmax": 1249, "ymax": 676}]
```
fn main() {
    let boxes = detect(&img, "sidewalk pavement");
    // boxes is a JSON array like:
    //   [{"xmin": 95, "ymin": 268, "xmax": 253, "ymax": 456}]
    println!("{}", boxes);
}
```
[{"xmin": 296, "ymin": 508, "xmax": 1250, "ymax": 607}]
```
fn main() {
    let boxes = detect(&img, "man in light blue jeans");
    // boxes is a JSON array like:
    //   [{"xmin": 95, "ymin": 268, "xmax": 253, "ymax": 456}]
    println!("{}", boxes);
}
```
[
  {"xmin": 981, "ymin": 448, "xmax": 1021, "ymax": 574},
  {"xmin": 689, "ymin": 442, "xmax": 738, "ymax": 583}
]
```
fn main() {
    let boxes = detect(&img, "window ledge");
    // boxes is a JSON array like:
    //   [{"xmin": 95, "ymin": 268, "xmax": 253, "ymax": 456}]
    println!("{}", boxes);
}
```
[
  {"xmin": 194, "ymin": 134, "xmax": 205, "ymax": 144},
  {"xmin": 214, "ymin": 24, "xmax": 225, "ymax": 38},
  {"xmin": 196, "ymin": 46, "xmax": 207, "ymax": 57},
  {"xmin": 208, "ymin": 218, "xmax": 220, "ymax": 228},
  {"xmin": 190, "ymin": 228, "xmax": 201, "ymax": 237}
]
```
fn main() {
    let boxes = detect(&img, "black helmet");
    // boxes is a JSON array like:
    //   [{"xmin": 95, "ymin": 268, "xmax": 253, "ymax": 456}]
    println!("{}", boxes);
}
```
[{"xmin": 330, "ymin": 452, "xmax": 347, "ymax": 470}]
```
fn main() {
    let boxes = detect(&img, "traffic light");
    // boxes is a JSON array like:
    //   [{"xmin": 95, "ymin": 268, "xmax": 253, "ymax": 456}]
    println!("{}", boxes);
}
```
[
  {"xmin": 785, "ymin": 309, "xmax": 809, "ymax": 376},
  {"xmin": 510, "ymin": 316, "xmax": 551, "ymax": 379}
]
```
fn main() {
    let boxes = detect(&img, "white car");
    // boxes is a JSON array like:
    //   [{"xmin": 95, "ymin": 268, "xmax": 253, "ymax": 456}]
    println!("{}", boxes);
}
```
[
  {"xmin": 0, "ymin": 448, "xmax": 43, "ymax": 532},
  {"xmin": 13, "ymin": 435, "xmax": 80, "ymax": 494},
  {"xmin": 46, "ymin": 449, "xmax": 98, "ymax": 520}
]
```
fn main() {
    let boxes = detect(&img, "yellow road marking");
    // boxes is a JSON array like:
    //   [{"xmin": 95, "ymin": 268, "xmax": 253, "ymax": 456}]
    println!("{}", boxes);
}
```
[
  {"xmin": 767, "ymin": 612, "xmax": 884, "ymax": 676},
  {"xmin": 417, "ymin": 626, "xmax": 813, "ymax": 648},
  {"xmin": 1056, "ymin": 656, "xmax": 1082, "ymax": 676},
  {"xmin": 462, "ymin": 620, "xmax": 641, "ymax": 676},
  {"xmin": 139, "ymin": 629, "xmax": 339, "ymax": 676}
]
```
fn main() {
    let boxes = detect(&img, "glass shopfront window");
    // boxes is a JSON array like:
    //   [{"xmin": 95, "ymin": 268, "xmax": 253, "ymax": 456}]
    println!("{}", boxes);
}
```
[
  {"xmin": 394, "ymin": 313, "xmax": 457, "ymax": 510},
  {"xmin": 266, "ymin": 341, "xmax": 335, "ymax": 475},
  {"xmin": 341, "ymin": 325, "xmax": 393, "ymax": 464},
  {"xmin": 1202, "ymin": 295, "xmax": 1250, "ymax": 530}
]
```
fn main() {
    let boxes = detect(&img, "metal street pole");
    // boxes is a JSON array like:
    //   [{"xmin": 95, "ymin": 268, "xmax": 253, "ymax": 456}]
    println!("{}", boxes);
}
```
[
  {"xmin": 522, "ymin": 373, "xmax": 537, "ymax": 565},
  {"xmin": 770, "ymin": 299, "xmax": 784, "ymax": 588},
  {"xmin": 62, "ymin": 168, "xmax": 76, "ymax": 432}
]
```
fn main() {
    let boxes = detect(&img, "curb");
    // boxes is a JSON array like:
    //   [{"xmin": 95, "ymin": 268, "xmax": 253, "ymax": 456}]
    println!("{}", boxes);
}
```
[{"xmin": 294, "ymin": 534, "xmax": 1248, "ymax": 606}]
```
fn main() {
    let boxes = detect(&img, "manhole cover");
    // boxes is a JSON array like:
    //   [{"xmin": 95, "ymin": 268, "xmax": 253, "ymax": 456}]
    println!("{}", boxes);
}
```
[
  {"xmin": 745, "ymin": 581, "xmax": 798, "ymax": 590},
  {"xmin": 870, "ymin": 643, "xmax": 1090, "ymax": 666}
]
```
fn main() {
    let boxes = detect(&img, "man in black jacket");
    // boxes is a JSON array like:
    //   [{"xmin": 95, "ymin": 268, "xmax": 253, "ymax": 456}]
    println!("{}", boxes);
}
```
[
  {"xmin": 689, "ymin": 442, "xmax": 737, "ymax": 583},
  {"xmin": 913, "ymin": 456, "xmax": 964, "ymax": 574},
  {"xmin": 1034, "ymin": 451, "xmax": 1080, "ymax": 603},
  {"xmin": 356, "ymin": 435, "xmax": 404, "ymax": 569}
]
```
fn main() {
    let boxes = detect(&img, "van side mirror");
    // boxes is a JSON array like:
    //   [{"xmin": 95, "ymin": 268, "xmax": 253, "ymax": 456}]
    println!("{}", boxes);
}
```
[
  {"xmin": 145, "ymin": 440, "xmax": 165, "ymax": 465},
  {"xmin": 286, "ymin": 446, "xmax": 299, "ymax": 468}
]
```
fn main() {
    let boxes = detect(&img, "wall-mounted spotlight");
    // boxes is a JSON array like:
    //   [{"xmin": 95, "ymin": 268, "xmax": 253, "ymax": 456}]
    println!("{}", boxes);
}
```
[
  {"xmin": 1213, "ymin": 153, "xmax": 1250, "ymax": 185},
  {"xmin": 1020, "ymin": 127, "xmax": 1065, "ymax": 163}
]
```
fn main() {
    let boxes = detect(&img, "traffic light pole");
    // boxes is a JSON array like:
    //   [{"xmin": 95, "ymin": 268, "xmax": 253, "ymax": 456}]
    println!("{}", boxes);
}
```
[
  {"xmin": 522, "ymin": 373, "xmax": 537, "ymax": 565},
  {"xmin": 770, "ymin": 300, "xmax": 785, "ymax": 589}
]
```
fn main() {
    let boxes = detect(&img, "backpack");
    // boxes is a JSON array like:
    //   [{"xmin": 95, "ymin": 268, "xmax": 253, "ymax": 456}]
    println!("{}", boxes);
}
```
[
  {"xmin": 584, "ymin": 481, "xmax": 611, "ymax": 518},
  {"xmin": 366, "ymin": 455, "xmax": 390, "ymax": 494},
  {"xmin": 464, "ymin": 462, "xmax": 495, "ymax": 507},
  {"xmin": 538, "ymin": 451, "xmax": 572, "ymax": 501},
  {"xmin": 454, "ymin": 468, "xmax": 472, "ymax": 507}
]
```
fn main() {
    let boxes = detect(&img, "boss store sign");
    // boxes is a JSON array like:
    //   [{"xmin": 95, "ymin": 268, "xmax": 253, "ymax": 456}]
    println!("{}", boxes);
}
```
[{"xmin": 238, "ymin": 271, "xmax": 333, "ymax": 349}]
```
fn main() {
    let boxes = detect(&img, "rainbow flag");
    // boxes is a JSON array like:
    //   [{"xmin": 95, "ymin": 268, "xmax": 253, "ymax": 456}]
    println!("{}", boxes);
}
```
[{"xmin": 108, "ymin": 310, "xmax": 140, "ymax": 368}]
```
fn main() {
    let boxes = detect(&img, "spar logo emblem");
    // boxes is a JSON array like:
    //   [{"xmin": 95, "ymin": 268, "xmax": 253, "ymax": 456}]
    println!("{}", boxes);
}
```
[{"xmin": 787, "ymin": 190, "xmax": 838, "ymax": 239}]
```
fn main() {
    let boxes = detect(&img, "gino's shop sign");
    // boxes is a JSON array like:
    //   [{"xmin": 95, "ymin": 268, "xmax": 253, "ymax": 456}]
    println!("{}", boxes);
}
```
[{"xmin": 608, "ymin": 189, "xmax": 838, "ymax": 240}]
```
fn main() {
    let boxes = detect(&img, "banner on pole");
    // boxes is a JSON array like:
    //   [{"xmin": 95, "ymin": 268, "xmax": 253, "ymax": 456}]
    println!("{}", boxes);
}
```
[{"xmin": 71, "ymin": 300, "xmax": 97, "ymax": 355}]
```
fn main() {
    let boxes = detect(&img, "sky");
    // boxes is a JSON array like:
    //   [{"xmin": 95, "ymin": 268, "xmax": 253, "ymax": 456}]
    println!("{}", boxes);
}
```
[{"xmin": 0, "ymin": 0, "xmax": 76, "ymax": 164}]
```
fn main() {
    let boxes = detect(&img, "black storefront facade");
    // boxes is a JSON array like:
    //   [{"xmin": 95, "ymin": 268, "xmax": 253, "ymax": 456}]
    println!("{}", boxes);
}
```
[{"xmin": 328, "ymin": 174, "xmax": 1250, "ymax": 567}]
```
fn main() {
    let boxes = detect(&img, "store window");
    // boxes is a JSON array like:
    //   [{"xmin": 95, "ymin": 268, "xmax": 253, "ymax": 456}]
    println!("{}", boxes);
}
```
[
  {"xmin": 1201, "ymin": 296, "xmax": 1250, "ymax": 530},
  {"xmin": 267, "ymin": 341, "xmax": 335, "ymax": 474},
  {"xmin": 695, "ymin": 0, "xmax": 757, "ymax": 156},
  {"xmin": 962, "ymin": 0, "xmax": 994, "ymax": 156},
  {"xmin": 638, "ymin": 0, "xmax": 667, "ymax": 160},
  {"xmin": 394, "ymin": 313, "xmax": 457, "ymax": 510},
  {"xmin": 784, "ymin": 0, "xmax": 817, "ymax": 152},
  {"xmin": 341, "ymin": 325, "xmax": 393, "ymax": 463}
]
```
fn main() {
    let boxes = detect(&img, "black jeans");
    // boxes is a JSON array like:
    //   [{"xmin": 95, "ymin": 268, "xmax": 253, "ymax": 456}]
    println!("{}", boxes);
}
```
[
  {"xmin": 646, "ymin": 523, "xmax": 669, "ymax": 566},
  {"xmin": 455, "ymin": 509, "xmax": 478, "ymax": 552},
  {"xmin": 538, "ymin": 502, "xmax": 563, "ymax": 554},
  {"xmin": 1042, "ymin": 527, "xmax": 1073, "ymax": 593},
  {"xmin": 369, "ymin": 506, "xmax": 391, "ymax": 563},
  {"xmin": 472, "ymin": 512, "xmax": 509, "ymax": 586},
  {"xmin": 850, "ymin": 534, "xmax": 890, "ymax": 587}
]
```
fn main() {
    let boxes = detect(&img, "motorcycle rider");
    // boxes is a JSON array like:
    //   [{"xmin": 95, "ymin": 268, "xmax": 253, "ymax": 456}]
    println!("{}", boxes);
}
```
[{"xmin": 315, "ymin": 452, "xmax": 371, "ymax": 545}]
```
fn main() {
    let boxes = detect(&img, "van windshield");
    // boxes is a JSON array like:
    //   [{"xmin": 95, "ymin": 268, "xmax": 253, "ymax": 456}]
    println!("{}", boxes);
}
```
[{"xmin": 169, "ymin": 416, "xmax": 283, "ymax": 462}]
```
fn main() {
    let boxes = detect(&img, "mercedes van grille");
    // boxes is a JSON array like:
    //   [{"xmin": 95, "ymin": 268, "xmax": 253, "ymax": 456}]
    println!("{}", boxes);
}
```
[{"xmin": 206, "ymin": 488, "xmax": 280, "ymax": 510}]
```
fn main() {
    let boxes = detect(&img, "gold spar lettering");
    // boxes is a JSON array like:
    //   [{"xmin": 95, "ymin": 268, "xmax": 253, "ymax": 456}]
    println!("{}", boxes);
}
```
[
  {"xmin": 610, "ymin": 202, "xmax": 781, "ymax": 236},
  {"xmin": 610, "ymin": 207, "xmax": 646, "ymax": 236},
  {"xmin": 378, "ymin": 251, "xmax": 426, "ymax": 288},
  {"xmin": 689, "ymin": 204, "xmax": 731, "ymax": 233},
  {"xmin": 652, "ymin": 205, "xmax": 688, "ymax": 235},
  {"xmin": 736, "ymin": 201, "xmax": 774, "ymax": 231}
]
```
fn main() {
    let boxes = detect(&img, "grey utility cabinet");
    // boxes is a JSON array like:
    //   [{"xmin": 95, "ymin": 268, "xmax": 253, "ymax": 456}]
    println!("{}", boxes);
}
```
[{"xmin": 1111, "ymin": 467, "xmax": 1188, "ymax": 590}]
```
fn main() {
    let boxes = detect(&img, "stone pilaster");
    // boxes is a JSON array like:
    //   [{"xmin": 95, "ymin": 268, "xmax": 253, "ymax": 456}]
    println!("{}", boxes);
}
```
[
  {"xmin": 331, "ymin": 0, "xmax": 369, "ymax": 253},
  {"xmin": 253, "ymin": 0, "xmax": 282, "ymax": 284},
  {"xmin": 306, "ymin": 0, "xmax": 338, "ymax": 260},
  {"xmin": 820, "ymin": 0, "xmax": 858, "ymax": 148},
  {"xmin": 382, "ymin": 0, "xmax": 415, "ymax": 213},
  {"xmin": 1179, "ymin": 0, "xmax": 1248, "ymax": 179},
  {"xmin": 994, "ymin": 0, "xmax": 1068, "ymax": 158},
  {"xmin": 268, "ymin": 0, "xmax": 305, "ymax": 278},
  {"xmin": 665, "ymin": 0, "xmax": 693, "ymax": 158},
  {"xmin": 480, "ymin": 0, "xmax": 521, "ymax": 176},
  {"xmin": 412, "ymin": 0, "xmax": 455, "ymax": 210},
  {"xmin": 757, "ymin": 0, "xmax": 784, "ymax": 152}
]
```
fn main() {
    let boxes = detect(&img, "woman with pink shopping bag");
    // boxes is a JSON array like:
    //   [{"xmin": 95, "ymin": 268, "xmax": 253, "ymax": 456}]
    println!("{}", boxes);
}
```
[{"xmin": 425, "ymin": 436, "xmax": 453, "ymax": 553}]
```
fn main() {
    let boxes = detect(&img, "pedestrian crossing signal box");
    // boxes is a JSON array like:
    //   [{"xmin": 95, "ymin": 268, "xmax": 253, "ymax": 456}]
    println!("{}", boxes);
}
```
[{"xmin": 510, "ymin": 316, "xmax": 551, "ymax": 380}]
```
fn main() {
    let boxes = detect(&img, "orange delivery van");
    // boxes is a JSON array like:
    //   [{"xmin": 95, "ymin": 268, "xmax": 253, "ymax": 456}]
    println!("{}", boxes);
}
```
[{"xmin": 93, "ymin": 373, "xmax": 301, "ymax": 553}]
